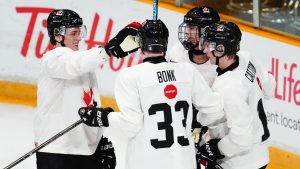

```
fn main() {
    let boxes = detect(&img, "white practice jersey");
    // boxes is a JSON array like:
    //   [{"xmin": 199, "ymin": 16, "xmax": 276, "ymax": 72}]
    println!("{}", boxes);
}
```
[
  {"xmin": 167, "ymin": 43, "xmax": 217, "ymax": 86},
  {"xmin": 34, "ymin": 46, "xmax": 108, "ymax": 155},
  {"xmin": 108, "ymin": 60, "xmax": 224, "ymax": 169},
  {"xmin": 210, "ymin": 52, "xmax": 275, "ymax": 169}
]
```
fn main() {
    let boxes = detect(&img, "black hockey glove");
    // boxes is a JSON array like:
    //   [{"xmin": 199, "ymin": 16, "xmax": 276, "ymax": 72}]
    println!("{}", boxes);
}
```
[
  {"xmin": 197, "ymin": 155, "xmax": 223, "ymax": 169},
  {"xmin": 104, "ymin": 22, "xmax": 142, "ymax": 58},
  {"xmin": 78, "ymin": 106, "xmax": 114, "ymax": 127},
  {"xmin": 96, "ymin": 136, "xmax": 116, "ymax": 169},
  {"xmin": 192, "ymin": 105, "xmax": 208, "ymax": 145},
  {"xmin": 197, "ymin": 139, "xmax": 225, "ymax": 162}
]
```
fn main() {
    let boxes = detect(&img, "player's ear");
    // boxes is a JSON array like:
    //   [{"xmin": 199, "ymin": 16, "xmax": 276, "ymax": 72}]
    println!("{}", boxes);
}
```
[{"xmin": 55, "ymin": 35, "xmax": 63, "ymax": 43}]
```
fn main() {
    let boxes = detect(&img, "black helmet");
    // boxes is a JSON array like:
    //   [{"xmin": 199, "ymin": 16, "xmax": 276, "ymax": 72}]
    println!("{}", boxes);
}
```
[
  {"xmin": 202, "ymin": 21, "xmax": 241, "ymax": 55},
  {"xmin": 47, "ymin": 9, "xmax": 83, "ymax": 45},
  {"xmin": 138, "ymin": 19, "xmax": 169, "ymax": 55},
  {"xmin": 178, "ymin": 6, "xmax": 220, "ymax": 50},
  {"xmin": 184, "ymin": 6, "xmax": 220, "ymax": 27}
]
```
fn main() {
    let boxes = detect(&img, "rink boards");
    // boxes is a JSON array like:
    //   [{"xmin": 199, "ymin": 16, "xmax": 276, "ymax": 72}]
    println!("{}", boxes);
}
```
[{"xmin": 0, "ymin": 0, "xmax": 300, "ymax": 168}]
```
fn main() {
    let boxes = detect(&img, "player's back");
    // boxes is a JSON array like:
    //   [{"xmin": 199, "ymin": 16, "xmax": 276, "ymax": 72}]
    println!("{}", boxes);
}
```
[{"xmin": 121, "ymin": 61, "xmax": 198, "ymax": 169}]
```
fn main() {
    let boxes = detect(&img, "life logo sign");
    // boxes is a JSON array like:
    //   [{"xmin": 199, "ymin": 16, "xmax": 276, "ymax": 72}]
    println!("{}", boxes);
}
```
[
  {"xmin": 269, "ymin": 57, "xmax": 300, "ymax": 106},
  {"xmin": 164, "ymin": 84, "xmax": 177, "ymax": 99}
]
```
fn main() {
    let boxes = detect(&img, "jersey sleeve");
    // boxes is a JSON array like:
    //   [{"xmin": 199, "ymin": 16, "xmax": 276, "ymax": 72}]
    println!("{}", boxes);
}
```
[
  {"xmin": 191, "ymin": 68, "xmax": 225, "ymax": 126},
  {"xmin": 255, "ymin": 61, "xmax": 276, "ymax": 100},
  {"xmin": 242, "ymin": 51, "xmax": 276, "ymax": 100},
  {"xmin": 217, "ymin": 86, "xmax": 254, "ymax": 158},
  {"xmin": 107, "ymin": 68, "xmax": 143, "ymax": 138},
  {"xmin": 42, "ymin": 47, "xmax": 109, "ymax": 79}
]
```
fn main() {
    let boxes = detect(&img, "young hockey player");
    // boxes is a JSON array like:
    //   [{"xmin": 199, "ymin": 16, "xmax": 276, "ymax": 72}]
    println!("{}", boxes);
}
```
[
  {"xmin": 35, "ymin": 9, "xmax": 140, "ymax": 169},
  {"xmin": 167, "ymin": 6, "xmax": 220, "ymax": 87},
  {"xmin": 78, "ymin": 19, "xmax": 225, "ymax": 169},
  {"xmin": 197, "ymin": 21, "xmax": 275, "ymax": 169},
  {"xmin": 167, "ymin": 8, "xmax": 222, "ymax": 164}
]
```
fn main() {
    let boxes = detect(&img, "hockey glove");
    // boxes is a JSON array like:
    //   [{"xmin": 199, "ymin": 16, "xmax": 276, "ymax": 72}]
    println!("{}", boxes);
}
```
[
  {"xmin": 197, "ymin": 139, "xmax": 225, "ymax": 162},
  {"xmin": 104, "ymin": 22, "xmax": 142, "ymax": 58},
  {"xmin": 78, "ymin": 107, "xmax": 114, "ymax": 127},
  {"xmin": 197, "ymin": 154, "xmax": 223, "ymax": 169},
  {"xmin": 96, "ymin": 136, "xmax": 116, "ymax": 169}
]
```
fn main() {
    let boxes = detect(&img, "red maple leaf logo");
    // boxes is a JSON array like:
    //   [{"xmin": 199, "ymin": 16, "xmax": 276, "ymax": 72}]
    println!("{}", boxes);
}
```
[{"xmin": 82, "ymin": 88, "xmax": 94, "ymax": 108}]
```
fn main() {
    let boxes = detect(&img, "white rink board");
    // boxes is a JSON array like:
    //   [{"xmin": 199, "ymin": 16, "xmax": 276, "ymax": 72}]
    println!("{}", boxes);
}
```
[
  {"xmin": 0, "ymin": 0, "xmax": 299, "ymax": 156},
  {"xmin": 0, "ymin": 103, "xmax": 128, "ymax": 169}
]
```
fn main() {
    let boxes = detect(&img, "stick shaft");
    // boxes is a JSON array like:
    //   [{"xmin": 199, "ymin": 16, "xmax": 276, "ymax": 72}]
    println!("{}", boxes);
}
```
[
  {"xmin": 3, "ymin": 119, "xmax": 84, "ymax": 169},
  {"xmin": 152, "ymin": 0, "xmax": 158, "ymax": 20}
]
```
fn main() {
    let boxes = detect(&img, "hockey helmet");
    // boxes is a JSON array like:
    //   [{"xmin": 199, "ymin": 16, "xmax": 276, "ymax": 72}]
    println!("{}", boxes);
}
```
[
  {"xmin": 202, "ymin": 21, "xmax": 241, "ymax": 56},
  {"xmin": 178, "ymin": 6, "xmax": 220, "ymax": 50},
  {"xmin": 47, "ymin": 9, "xmax": 85, "ymax": 45},
  {"xmin": 137, "ymin": 19, "xmax": 169, "ymax": 55}
]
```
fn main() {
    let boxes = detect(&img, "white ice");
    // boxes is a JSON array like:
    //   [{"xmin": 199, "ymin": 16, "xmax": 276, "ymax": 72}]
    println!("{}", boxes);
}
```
[{"xmin": 0, "ymin": 103, "xmax": 128, "ymax": 169}]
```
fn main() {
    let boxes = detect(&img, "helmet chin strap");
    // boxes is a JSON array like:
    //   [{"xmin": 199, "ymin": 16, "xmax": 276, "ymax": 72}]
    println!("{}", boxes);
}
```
[
  {"xmin": 212, "ymin": 51, "xmax": 226, "ymax": 66},
  {"xmin": 192, "ymin": 49, "xmax": 205, "ymax": 55}
]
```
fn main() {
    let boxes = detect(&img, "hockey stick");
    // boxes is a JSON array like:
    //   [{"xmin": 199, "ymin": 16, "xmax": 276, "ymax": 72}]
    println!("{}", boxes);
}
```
[
  {"xmin": 3, "ymin": 118, "xmax": 84, "ymax": 169},
  {"xmin": 152, "ymin": 0, "xmax": 158, "ymax": 20}
]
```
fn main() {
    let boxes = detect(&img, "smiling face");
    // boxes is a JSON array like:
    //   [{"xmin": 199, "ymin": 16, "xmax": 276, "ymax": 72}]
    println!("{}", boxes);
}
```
[
  {"xmin": 55, "ymin": 27, "xmax": 82, "ymax": 51},
  {"xmin": 63, "ymin": 27, "xmax": 82, "ymax": 51}
]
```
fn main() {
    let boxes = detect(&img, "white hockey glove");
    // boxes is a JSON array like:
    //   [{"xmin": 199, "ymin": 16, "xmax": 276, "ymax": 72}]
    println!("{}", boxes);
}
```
[{"xmin": 104, "ymin": 22, "xmax": 141, "ymax": 58}]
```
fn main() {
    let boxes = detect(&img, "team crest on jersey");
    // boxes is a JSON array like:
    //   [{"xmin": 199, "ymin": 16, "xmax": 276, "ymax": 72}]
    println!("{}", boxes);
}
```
[
  {"xmin": 203, "ymin": 7, "xmax": 210, "ymax": 13},
  {"xmin": 164, "ymin": 84, "xmax": 177, "ymax": 99},
  {"xmin": 82, "ymin": 88, "xmax": 95, "ymax": 107}
]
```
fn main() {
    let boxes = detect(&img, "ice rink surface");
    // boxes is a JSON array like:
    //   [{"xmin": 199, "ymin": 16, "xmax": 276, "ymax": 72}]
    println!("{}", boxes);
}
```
[{"xmin": 0, "ymin": 103, "xmax": 128, "ymax": 169}]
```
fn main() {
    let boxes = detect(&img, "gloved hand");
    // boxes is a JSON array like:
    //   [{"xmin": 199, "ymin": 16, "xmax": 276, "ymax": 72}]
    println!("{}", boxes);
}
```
[
  {"xmin": 197, "ymin": 139, "xmax": 225, "ymax": 162},
  {"xmin": 197, "ymin": 156, "xmax": 223, "ymax": 169},
  {"xmin": 96, "ymin": 136, "xmax": 116, "ymax": 169},
  {"xmin": 78, "ymin": 106, "xmax": 114, "ymax": 127},
  {"xmin": 105, "ymin": 22, "xmax": 142, "ymax": 58}
]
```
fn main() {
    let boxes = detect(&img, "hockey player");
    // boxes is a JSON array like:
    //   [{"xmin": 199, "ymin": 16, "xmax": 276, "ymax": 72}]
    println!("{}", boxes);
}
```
[
  {"xmin": 34, "ymin": 9, "xmax": 140, "ymax": 169},
  {"xmin": 167, "ymin": 6, "xmax": 220, "ymax": 87},
  {"xmin": 167, "ymin": 7, "xmax": 221, "ymax": 163},
  {"xmin": 197, "ymin": 21, "xmax": 275, "ymax": 169},
  {"xmin": 78, "ymin": 19, "xmax": 225, "ymax": 169}
]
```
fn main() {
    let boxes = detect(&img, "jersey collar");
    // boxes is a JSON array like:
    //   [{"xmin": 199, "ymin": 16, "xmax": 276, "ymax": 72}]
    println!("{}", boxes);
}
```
[
  {"xmin": 143, "ymin": 56, "xmax": 166, "ymax": 64},
  {"xmin": 216, "ymin": 56, "xmax": 239, "ymax": 76}
]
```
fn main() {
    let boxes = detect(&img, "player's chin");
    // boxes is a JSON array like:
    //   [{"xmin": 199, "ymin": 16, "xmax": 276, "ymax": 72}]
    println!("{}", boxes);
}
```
[{"xmin": 72, "ymin": 45, "xmax": 79, "ymax": 51}]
